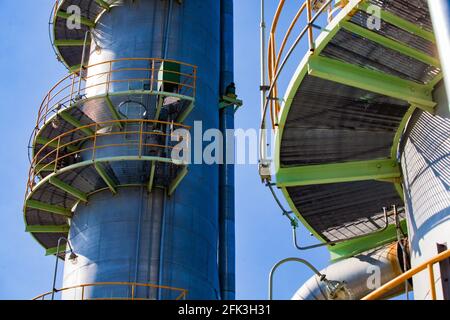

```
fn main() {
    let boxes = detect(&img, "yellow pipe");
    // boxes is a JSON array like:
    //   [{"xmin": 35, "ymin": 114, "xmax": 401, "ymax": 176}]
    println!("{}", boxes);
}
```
[{"xmin": 363, "ymin": 249, "xmax": 450, "ymax": 300}]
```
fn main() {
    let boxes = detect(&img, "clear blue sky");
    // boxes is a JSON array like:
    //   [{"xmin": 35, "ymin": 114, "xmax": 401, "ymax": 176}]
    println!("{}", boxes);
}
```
[{"xmin": 0, "ymin": 0, "xmax": 330, "ymax": 300}]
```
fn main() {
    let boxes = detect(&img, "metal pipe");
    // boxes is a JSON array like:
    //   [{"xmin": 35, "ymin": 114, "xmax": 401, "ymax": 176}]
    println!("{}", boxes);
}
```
[
  {"xmin": 134, "ymin": 187, "xmax": 145, "ymax": 286},
  {"xmin": 269, "ymin": 257, "xmax": 325, "ymax": 300},
  {"xmin": 292, "ymin": 207, "xmax": 391, "ymax": 250},
  {"xmin": 219, "ymin": 0, "xmax": 236, "ymax": 300},
  {"xmin": 77, "ymin": 30, "xmax": 91, "ymax": 96},
  {"xmin": 260, "ymin": 0, "xmax": 268, "ymax": 166},
  {"xmin": 266, "ymin": 183, "xmax": 297, "ymax": 225},
  {"xmin": 158, "ymin": 189, "xmax": 167, "ymax": 300},
  {"xmin": 162, "ymin": 0, "xmax": 174, "ymax": 59},
  {"xmin": 51, "ymin": 237, "xmax": 76, "ymax": 300},
  {"xmin": 266, "ymin": 183, "xmax": 392, "ymax": 250},
  {"xmin": 293, "ymin": 242, "xmax": 404, "ymax": 300},
  {"xmin": 362, "ymin": 249, "xmax": 450, "ymax": 300}
]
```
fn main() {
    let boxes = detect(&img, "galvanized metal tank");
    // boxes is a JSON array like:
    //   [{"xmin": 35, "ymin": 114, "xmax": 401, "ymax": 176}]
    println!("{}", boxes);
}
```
[{"xmin": 61, "ymin": 0, "xmax": 224, "ymax": 299}]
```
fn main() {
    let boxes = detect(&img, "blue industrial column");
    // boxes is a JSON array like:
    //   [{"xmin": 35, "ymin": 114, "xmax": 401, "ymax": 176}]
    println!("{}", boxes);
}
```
[
  {"xmin": 218, "ymin": 0, "xmax": 236, "ymax": 300},
  {"xmin": 59, "ymin": 0, "xmax": 222, "ymax": 300}
]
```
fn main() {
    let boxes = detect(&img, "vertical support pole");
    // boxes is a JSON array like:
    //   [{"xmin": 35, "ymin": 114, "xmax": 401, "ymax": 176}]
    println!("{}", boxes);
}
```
[
  {"xmin": 78, "ymin": 30, "xmax": 90, "ymax": 96},
  {"xmin": 92, "ymin": 123, "xmax": 98, "ymax": 161},
  {"xmin": 54, "ymin": 136, "xmax": 61, "ymax": 172},
  {"xmin": 106, "ymin": 61, "xmax": 112, "ymax": 94},
  {"xmin": 45, "ymin": 93, "xmax": 50, "ymax": 123},
  {"xmin": 218, "ymin": 0, "xmax": 236, "ymax": 300},
  {"xmin": 150, "ymin": 60, "xmax": 155, "ymax": 92},
  {"xmin": 306, "ymin": 0, "xmax": 314, "ymax": 51},
  {"xmin": 428, "ymin": 263, "xmax": 437, "ymax": 300},
  {"xmin": 139, "ymin": 120, "xmax": 144, "ymax": 158},
  {"xmin": 69, "ymin": 73, "xmax": 76, "ymax": 102}
]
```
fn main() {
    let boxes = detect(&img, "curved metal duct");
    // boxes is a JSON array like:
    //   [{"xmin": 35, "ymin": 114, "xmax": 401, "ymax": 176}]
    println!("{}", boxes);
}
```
[{"xmin": 292, "ymin": 242, "xmax": 408, "ymax": 300}]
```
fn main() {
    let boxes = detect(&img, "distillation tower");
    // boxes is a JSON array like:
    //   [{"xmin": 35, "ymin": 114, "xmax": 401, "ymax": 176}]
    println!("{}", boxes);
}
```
[
  {"xmin": 262, "ymin": 0, "xmax": 450, "ymax": 300},
  {"xmin": 24, "ymin": 0, "xmax": 239, "ymax": 300}
]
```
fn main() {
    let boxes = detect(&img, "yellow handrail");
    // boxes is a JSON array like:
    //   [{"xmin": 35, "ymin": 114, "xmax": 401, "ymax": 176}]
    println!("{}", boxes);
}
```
[
  {"xmin": 266, "ymin": 0, "xmax": 344, "ymax": 127},
  {"xmin": 33, "ymin": 281, "xmax": 188, "ymax": 300},
  {"xmin": 32, "ymin": 58, "xmax": 197, "ymax": 146},
  {"xmin": 362, "ymin": 248, "xmax": 450, "ymax": 300},
  {"xmin": 26, "ymin": 119, "xmax": 191, "ymax": 197}
]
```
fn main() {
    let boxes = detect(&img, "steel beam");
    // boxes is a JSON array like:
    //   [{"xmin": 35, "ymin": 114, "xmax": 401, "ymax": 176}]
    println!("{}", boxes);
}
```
[
  {"xmin": 94, "ymin": 162, "xmax": 117, "ymax": 194},
  {"xmin": 341, "ymin": 21, "xmax": 440, "ymax": 67},
  {"xmin": 176, "ymin": 101, "xmax": 195, "ymax": 123},
  {"xmin": 49, "ymin": 177, "xmax": 88, "ymax": 203},
  {"xmin": 25, "ymin": 200, "xmax": 72, "ymax": 217},
  {"xmin": 26, "ymin": 225, "xmax": 70, "ymax": 233},
  {"xmin": 168, "ymin": 166, "xmax": 188, "ymax": 196},
  {"xmin": 276, "ymin": 159, "xmax": 400, "ymax": 187},
  {"xmin": 59, "ymin": 112, "xmax": 95, "ymax": 136},
  {"xmin": 308, "ymin": 56, "xmax": 436, "ymax": 110},
  {"xmin": 105, "ymin": 96, "xmax": 123, "ymax": 128},
  {"xmin": 35, "ymin": 136, "xmax": 79, "ymax": 153},
  {"xmin": 54, "ymin": 39, "xmax": 85, "ymax": 46},
  {"xmin": 155, "ymin": 96, "xmax": 164, "ymax": 120},
  {"xmin": 358, "ymin": 2, "xmax": 435, "ymax": 42},
  {"xmin": 56, "ymin": 11, "xmax": 96, "ymax": 28},
  {"xmin": 95, "ymin": 0, "xmax": 111, "ymax": 11},
  {"xmin": 147, "ymin": 161, "xmax": 156, "ymax": 193},
  {"xmin": 35, "ymin": 163, "xmax": 56, "ymax": 173}
]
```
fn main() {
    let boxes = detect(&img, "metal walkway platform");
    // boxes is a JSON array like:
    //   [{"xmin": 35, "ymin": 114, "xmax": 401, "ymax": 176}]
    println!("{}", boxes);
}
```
[
  {"xmin": 266, "ymin": 0, "xmax": 442, "ymax": 260},
  {"xmin": 51, "ymin": 0, "xmax": 116, "ymax": 70},
  {"xmin": 24, "ymin": 57, "xmax": 196, "ymax": 255}
]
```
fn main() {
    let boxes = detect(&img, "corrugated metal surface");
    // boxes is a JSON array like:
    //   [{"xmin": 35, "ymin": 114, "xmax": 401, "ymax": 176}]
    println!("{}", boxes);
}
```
[
  {"xmin": 368, "ymin": 0, "xmax": 433, "ymax": 32},
  {"xmin": 400, "ymin": 83, "xmax": 450, "ymax": 300},
  {"xmin": 54, "ymin": 0, "xmax": 114, "ymax": 67},
  {"xmin": 281, "ymin": 75, "xmax": 409, "ymax": 166},
  {"xmin": 321, "ymin": 29, "xmax": 439, "ymax": 84},
  {"xmin": 287, "ymin": 181, "xmax": 403, "ymax": 241},
  {"xmin": 350, "ymin": 10, "xmax": 437, "ymax": 56}
]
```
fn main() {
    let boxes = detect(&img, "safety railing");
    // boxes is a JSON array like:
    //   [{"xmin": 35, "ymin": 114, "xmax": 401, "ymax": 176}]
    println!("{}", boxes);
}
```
[
  {"xmin": 362, "ymin": 248, "xmax": 450, "ymax": 300},
  {"xmin": 33, "ymin": 282, "xmax": 188, "ymax": 300},
  {"xmin": 32, "ymin": 58, "xmax": 197, "ymax": 141},
  {"xmin": 265, "ymin": 0, "xmax": 347, "ymax": 127},
  {"xmin": 26, "ymin": 119, "xmax": 190, "ymax": 196}
]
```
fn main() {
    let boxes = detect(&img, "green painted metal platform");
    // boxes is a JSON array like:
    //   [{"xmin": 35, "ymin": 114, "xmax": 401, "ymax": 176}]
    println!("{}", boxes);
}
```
[{"xmin": 273, "ymin": 0, "xmax": 442, "ymax": 260}]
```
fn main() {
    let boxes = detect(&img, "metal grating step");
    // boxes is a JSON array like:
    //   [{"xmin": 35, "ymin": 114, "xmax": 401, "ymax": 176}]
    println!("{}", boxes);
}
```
[
  {"xmin": 280, "ymin": 75, "xmax": 409, "ymax": 166},
  {"xmin": 320, "ymin": 28, "xmax": 439, "ymax": 84},
  {"xmin": 287, "ymin": 180, "xmax": 404, "ymax": 242}
]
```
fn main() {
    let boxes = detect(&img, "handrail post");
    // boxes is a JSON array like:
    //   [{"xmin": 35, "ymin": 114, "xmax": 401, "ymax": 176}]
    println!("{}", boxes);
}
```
[
  {"xmin": 69, "ymin": 73, "xmax": 76, "ymax": 102},
  {"xmin": 92, "ymin": 123, "xmax": 98, "ymax": 161},
  {"xmin": 306, "ymin": 0, "xmax": 314, "ymax": 51},
  {"xmin": 131, "ymin": 284, "xmax": 136, "ymax": 300},
  {"xmin": 44, "ymin": 94, "xmax": 50, "ymax": 124},
  {"xmin": 54, "ymin": 136, "xmax": 61, "ymax": 172},
  {"xmin": 139, "ymin": 121, "xmax": 144, "ymax": 158},
  {"xmin": 150, "ymin": 60, "xmax": 155, "ymax": 92},
  {"xmin": 428, "ymin": 263, "xmax": 437, "ymax": 300},
  {"xmin": 106, "ymin": 61, "xmax": 112, "ymax": 94},
  {"xmin": 81, "ymin": 286, "xmax": 85, "ymax": 300}
]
